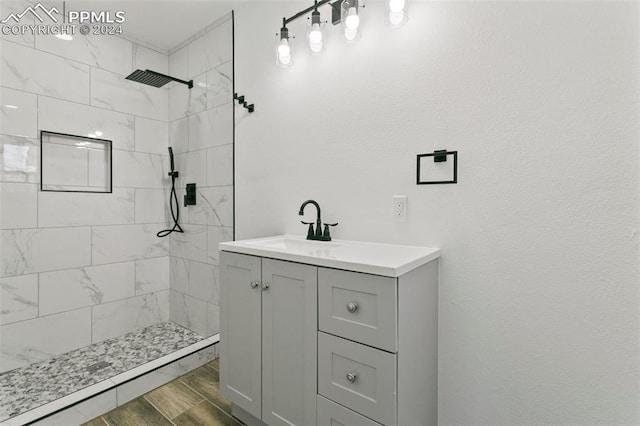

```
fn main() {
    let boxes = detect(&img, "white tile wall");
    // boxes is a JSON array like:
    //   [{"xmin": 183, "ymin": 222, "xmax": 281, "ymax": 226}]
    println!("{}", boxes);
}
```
[
  {"xmin": 35, "ymin": 33, "xmax": 133, "ymax": 76},
  {"xmin": 170, "ymin": 256, "xmax": 189, "ymax": 294},
  {"xmin": 187, "ymin": 260, "xmax": 216, "ymax": 303},
  {"xmin": 0, "ymin": 135, "xmax": 39, "ymax": 183},
  {"xmin": 112, "ymin": 150, "xmax": 166, "ymax": 189},
  {"xmin": 92, "ymin": 291, "xmax": 170, "ymax": 342},
  {"xmin": 134, "ymin": 188, "xmax": 168, "ymax": 224},
  {"xmin": 0, "ymin": 273, "xmax": 38, "ymax": 325},
  {"xmin": 132, "ymin": 44, "xmax": 169, "ymax": 75},
  {"xmin": 1, "ymin": 227, "xmax": 92, "ymax": 277},
  {"xmin": 135, "ymin": 257, "xmax": 170, "ymax": 295},
  {"xmin": 39, "ymin": 262, "xmax": 136, "ymax": 316},
  {"xmin": 189, "ymin": 103, "xmax": 233, "ymax": 151},
  {"xmin": 135, "ymin": 117, "xmax": 169, "ymax": 155},
  {"xmin": 0, "ymin": 10, "xmax": 232, "ymax": 375},
  {"xmin": 206, "ymin": 61, "xmax": 233, "ymax": 108},
  {"xmin": 0, "ymin": 87, "xmax": 37, "ymax": 138},
  {"xmin": 174, "ymin": 150, "xmax": 207, "ymax": 189},
  {"xmin": 38, "ymin": 97, "xmax": 135, "ymax": 151},
  {"xmin": 170, "ymin": 224, "xmax": 208, "ymax": 263},
  {"xmin": 38, "ymin": 188, "xmax": 134, "ymax": 227},
  {"xmin": 191, "ymin": 186, "xmax": 233, "ymax": 227},
  {"xmin": 206, "ymin": 144, "xmax": 233, "ymax": 186},
  {"xmin": 187, "ymin": 19, "xmax": 232, "ymax": 76},
  {"xmin": 207, "ymin": 226, "xmax": 233, "ymax": 265},
  {"xmin": 169, "ymin": 117, "xmax": 189, "ymax": 154},
  {"xmin": 0, "ymin": 40, "xmax": 90, "ymax": 103},
  {"xmin": 170, "ymin": 290, "xmax": 215, "ymax": 337},
  {"xmin": 0, "ymin": 183, "xmax": 37, "ymax": 229},
  {"xmin": 92, "ymin": 224, "xmax": 168, "ymax": 265},
  {"xmin": 168, "ymin": 73, "xmax": 207, "ymax": 121},
  {"xmin": 169, "ymin": 45, "xmax": 188, "ymax": 81},
  {"xmin": 91, "ymin": 67, "xmax": 168, "ymax": 121},
  {"xmin": 0, "ymin": 308, "xmax": 92, "ymax": 372}
]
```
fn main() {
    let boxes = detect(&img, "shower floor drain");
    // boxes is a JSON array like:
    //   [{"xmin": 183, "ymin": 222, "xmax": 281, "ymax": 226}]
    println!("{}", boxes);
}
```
[{"xmin": 85, "ymin": 361, "xmax": 111, "ymax": 374}]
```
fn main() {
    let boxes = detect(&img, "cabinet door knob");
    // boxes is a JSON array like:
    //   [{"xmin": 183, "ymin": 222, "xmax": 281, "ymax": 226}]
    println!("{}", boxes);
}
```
[
  {"xmin": 261, "ymin": 282, "xmax": 270, "ymax": 291},
  {"xmin": 346, "ymin": 372, "xmax": 357, "ymax": 383},
  {"xmin": 250, "ymin": 281, "xmax": 259, "ymax": 289},
  {"xmin": 347, "ymin": 302, "xmax": 359, "ymax": 313}
]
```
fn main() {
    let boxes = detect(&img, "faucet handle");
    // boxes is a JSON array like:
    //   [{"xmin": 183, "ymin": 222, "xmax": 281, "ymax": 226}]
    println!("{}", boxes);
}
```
[
  {"xmin": 322, "ymin": 223, "xmax": 338, "ymax": 240},
  {"xmin": 301, "ymin": 221, "xmax": 315, "ymax": 239}
]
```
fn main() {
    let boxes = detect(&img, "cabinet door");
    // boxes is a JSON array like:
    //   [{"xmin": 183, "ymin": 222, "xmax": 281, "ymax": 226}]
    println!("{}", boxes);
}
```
[
  {"xmin": 220, "ymin": 251, "xmax": 262, "ymax": 420},
  {"xmin": 261, "ymin": 259, "xmax": 317, "ymax": 426}
]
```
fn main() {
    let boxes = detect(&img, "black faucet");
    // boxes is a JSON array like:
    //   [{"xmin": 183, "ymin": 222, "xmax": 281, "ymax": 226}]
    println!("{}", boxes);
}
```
[{"xmin": 298, "ymin": 200, "xmax": 338, "ymax": 241}]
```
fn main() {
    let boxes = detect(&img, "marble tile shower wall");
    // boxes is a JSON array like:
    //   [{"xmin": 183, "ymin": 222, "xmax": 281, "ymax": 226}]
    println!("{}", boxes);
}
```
[
  {"xmin": 0, "ymin": 10, "xmax": 172, "ymax": 372},
  {"xmin": 167, "ymin": 15, "xmax": 233, "ymax": 338}
]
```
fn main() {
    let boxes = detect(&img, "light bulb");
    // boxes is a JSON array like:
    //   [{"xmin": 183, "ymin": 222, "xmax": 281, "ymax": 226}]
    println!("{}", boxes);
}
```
[
  {"xmin": 344, "ymin": 27, "xmax": 357, "ymax": 41},
  {"xmin": 278, "ymin": 39, "xmax": 291, "ymax": 57},
  {"xmin": 389, "ymin": 10, "xmax": 404, "ymax": 25},
  {"xmin": 345, "ymin": 7, "xmax": 359, "ymax": 30},
  {"xmin": 309, "ymin": 23, "xmax": 322, "ymax": 44},
  {"xmin": 389, "ymin": 0, "xmax": 405, "ymax": 13},
  {"xmin": 277, "ymin": 38, "xmax": 291, "ymax": 65}
]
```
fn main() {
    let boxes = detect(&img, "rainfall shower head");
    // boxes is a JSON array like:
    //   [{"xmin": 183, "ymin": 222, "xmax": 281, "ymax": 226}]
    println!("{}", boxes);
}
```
[{"xmin": 125, "ymin": 69, "xmax": 193, "ymax": 89}]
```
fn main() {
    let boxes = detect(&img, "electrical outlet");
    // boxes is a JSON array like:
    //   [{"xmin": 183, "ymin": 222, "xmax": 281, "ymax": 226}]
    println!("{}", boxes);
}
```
[{"xmin": 393, "ymin": 195, "xmax": 407, "ymax": 222}]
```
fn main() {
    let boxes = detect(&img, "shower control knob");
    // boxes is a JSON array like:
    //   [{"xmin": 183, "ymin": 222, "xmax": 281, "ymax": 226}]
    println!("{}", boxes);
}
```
[
  {"xmin": 346, "ymin": 372, "xmax": 357, "ymax": 383},
  {"xmin": 250, "ymin": 281, "xmax": 259, "ymax": 289},
  {"xmin": 261, "ymin": 282, "xmax": 270, "ymax": 291},
  {"xmin": 347, "ymin": 302, "xmax": 359, "ymax": 313}
]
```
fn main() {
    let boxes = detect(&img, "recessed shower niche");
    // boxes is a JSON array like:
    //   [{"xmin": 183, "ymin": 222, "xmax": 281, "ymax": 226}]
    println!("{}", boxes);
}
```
[{"xmin": 40, "ymin": 131, "xmax": 112, "ymax": 193}]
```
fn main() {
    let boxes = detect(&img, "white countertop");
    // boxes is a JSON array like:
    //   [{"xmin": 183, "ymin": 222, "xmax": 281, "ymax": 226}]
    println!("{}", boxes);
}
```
[{"xmin": 219, "ymin": 235, "xmax": 440, "ymax": 277}]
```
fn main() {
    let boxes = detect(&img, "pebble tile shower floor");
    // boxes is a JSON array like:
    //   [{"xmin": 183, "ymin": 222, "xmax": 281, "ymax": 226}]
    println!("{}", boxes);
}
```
[
  {"xmin": 84, "ymin": 357, "xmax": 241, "ymax": 426},
  {"xmin": 0, "ymin": 322, "xmax": 206, "ymax": 422}
]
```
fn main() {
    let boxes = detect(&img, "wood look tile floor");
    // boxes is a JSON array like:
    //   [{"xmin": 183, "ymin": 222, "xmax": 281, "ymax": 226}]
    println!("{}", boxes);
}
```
[{"xmin": 84, "ymin": 358, "xmax": 242, "ymax": 426}]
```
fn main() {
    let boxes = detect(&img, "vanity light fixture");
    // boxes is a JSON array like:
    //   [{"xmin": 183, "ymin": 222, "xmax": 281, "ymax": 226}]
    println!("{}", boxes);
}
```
[{"xmin": 276, "ymin": 0, "xmax": 366, "ymax": 66}]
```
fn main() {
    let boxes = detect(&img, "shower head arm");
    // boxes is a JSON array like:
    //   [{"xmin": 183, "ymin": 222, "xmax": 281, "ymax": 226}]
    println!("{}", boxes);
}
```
[{"xmin": 148, "ymin": 70, "xmax": 194, "ymax": 89}]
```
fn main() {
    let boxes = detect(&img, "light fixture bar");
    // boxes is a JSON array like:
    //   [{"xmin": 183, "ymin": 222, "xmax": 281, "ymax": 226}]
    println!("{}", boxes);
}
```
[{"xmin": 283, "ymin": 0, "xmax": 341, "ymax": 26}]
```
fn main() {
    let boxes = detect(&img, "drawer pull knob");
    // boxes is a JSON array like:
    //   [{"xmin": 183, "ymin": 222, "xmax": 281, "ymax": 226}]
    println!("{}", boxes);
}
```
[
  {"xmin": 250, "ymin": 281, "xmax": 259, "ymax": 289},
  {"xmin": 261, "ymin": 281, "xmax": 270, "ymax": 291},
  {"xmin": 347, "ymin": 302, "xmax": 359, "ymax": 313},
  {"xmin": 346, "ymin": 372, "xmax": 357, "ymax": 383}
]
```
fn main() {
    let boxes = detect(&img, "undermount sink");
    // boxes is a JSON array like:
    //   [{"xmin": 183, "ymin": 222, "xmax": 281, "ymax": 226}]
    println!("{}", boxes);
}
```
[{"xmin": 219, "ymin": 235, "xmax": 440, "ymax": 277}]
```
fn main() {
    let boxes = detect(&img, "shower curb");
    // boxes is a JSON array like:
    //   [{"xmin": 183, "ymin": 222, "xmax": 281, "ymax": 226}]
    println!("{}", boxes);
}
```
[{"xmin": 4, "ymin": 334, "xmax": 220, "ymax": 426}]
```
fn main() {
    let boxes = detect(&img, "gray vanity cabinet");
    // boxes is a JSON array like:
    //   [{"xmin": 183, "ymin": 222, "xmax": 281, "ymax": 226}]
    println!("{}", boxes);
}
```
[{"xmin": 220, "ymin": 251, "xmax": 317, "ymax": 426}]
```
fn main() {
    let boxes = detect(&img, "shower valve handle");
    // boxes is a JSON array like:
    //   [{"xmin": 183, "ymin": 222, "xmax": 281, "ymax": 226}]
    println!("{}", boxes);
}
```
[{"xmin": 168, "ymin": 171, "xmax": 179, "ymax": 178}]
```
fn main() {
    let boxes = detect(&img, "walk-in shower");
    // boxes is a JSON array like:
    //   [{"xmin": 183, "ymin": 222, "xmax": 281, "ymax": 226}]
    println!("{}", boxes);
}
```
[{"xmin": 0, "ymin": 8, "xmax": 234, "ymax": 423}]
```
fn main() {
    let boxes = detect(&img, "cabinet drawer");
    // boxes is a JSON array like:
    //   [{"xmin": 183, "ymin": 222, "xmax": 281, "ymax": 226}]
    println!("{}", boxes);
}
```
[
  {"xmin": 317, "ymin": 395, "xmax": 382, "ymax": 426},
  {"xmin": 318, "ymin": 268, "xmax": 397, "ymax": 352},
  {"xmin": 318, "ymin": 332, "xmax": 397, "ymax": 426}
]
